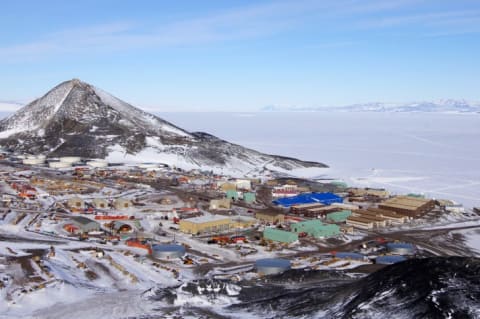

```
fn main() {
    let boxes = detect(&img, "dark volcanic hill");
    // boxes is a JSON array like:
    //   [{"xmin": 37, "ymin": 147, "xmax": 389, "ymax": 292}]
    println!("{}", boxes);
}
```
[
  {"xmin": 231, "ymin": 257, "xmax": 480, "ymax": 318},
  {"xmin": 0, "ymin": 79, "xmax": 326, "ymax": 176}
]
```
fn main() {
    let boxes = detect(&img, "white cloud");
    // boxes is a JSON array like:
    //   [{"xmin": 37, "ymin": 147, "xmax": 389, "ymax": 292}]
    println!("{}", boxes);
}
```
[{"xmin": 0, "ymin": 0, "xmax": 476, "ymax": 62}]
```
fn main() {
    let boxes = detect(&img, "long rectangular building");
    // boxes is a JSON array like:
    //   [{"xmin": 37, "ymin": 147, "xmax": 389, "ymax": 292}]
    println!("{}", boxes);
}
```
[
  {"xmin": 179, "ymin": 215, "xmax": 231, "ymax": 235},
  {"xmin": 352, "ymin": 211, "xmax": 387, "ymax": 227},
  {"xmin": 379, "ymin": 196, "xmax": 435, "ymax": 217},
  {"xmin": 346, "ymin": 216, "xmax": 374, "ymax": 230}
]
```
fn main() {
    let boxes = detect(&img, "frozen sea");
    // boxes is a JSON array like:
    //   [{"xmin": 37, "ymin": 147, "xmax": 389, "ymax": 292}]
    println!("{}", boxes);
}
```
[{"xmin": 159, "ymin": 112, "xmax": 480, "ymax": 208}]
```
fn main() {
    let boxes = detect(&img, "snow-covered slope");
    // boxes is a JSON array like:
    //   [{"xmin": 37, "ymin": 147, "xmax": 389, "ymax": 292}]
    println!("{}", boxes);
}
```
[
  {"xmin": 0, "ymin": 79, "xmax": 326, "ymax": 176},
  {"xmin": 262, "ymin": 99, "xmax": 480, "ymax": 113}
]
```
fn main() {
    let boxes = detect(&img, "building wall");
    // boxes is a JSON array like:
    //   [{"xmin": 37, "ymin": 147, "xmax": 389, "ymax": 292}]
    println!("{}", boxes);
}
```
[
  {"xmin": 243, "ymin": 192, "xmax": 256, "ymax": 204},
  {"xmin": 255, "ymin": 212, "xmax": 285, "ymax": 224},
  {"xmin": 209, "ymin": 199, "xmax": 231, "ymax": 210},
  {"xmin": 291, "ymin": 220, "xmax": 340, "ymax": 238},
  {"xmin": 226, "ymin": 190, "xmax": 238, "ymax": 201},
  {"xmin": 326, "ymin": 210, "xmax": 352, "ymax": 223},
  {"xmin": 263, "ymin": 228, "xmax": 298, "ymax": 243},
  {"xmin": 179, "ymin": 218, "xmax": 231, "ymax": 235}
]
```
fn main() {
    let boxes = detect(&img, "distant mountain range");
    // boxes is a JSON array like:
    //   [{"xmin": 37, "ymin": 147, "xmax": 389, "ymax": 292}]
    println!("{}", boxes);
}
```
[
  {"xmin": 0, "ymin": 79, "xmax": 326, "ymax": 176},
  {"xmin": 262, "ymin": 99, "xmax": 480, "ymax": 113}
]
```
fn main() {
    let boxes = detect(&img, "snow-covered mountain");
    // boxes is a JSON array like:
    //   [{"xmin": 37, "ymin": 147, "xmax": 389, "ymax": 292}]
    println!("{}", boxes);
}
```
[
  {"xmin": 262, "ymin": 99, "xmax": 480, "ymax": 113},
  {"xmin": 0, "ymin": 79, "xmax": 326, "ymax": 176}
]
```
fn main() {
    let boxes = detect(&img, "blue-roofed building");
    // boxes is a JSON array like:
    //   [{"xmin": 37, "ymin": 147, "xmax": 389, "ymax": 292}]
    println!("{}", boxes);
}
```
[{"xmin": 272, "ymin": 192, "xmax": 343, "ymax": 208}]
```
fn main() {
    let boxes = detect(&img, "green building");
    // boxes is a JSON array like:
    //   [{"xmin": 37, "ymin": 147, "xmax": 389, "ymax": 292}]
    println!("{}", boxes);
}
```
[
  {"xmin": 226, "ymin": 190, "xmax": 238, "ymax": 201},
  {"xmin": 263, "ymin": 228, "xmax": 298, "ymax": 243},
  {"xmin": 326, "ymin": 210, "xmax": 352, "ymax": 223},
  {"xmin": 243, "ymin": 192, "xmax": 256, "ymax": 204},
  {"xmin": 291, "ymin": 220, "xmax": 340, "ymax": 238},
  {"xmin": 407, "ymin": 193, "xmax": 425, "ymax": 198}
]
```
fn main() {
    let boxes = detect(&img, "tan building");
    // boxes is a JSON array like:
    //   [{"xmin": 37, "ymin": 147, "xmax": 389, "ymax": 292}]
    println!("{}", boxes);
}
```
[
  {"xmin": 290, "ymin": 203, "xmax": 324, "ymax": 215},
  {"xmin": 179, "ymin": 215, "xmax": 232, "ymax": 235},
  {"xmin": 346, "ymin": 216, "xmax": 374, "ymax": 230},
  {"xmin": 255, "ymin": 210, "xmax": 285, "ymax": 224},
  {"xmin": 379, "ymin": 196, "xmax": 435, "ymax": 217},
  {"xmin": 92, "ymin": 198, "xmax": 108, "ymax": 209},
  {"xmin": 230, "ymin": 216, "xmax": 256, "ymax": 229},
  {"xmin": 352, "ymin": 211, "xmax": 387, "ymax": 227},
  {"xmin": 235, "ymin": 179, "xmax": 252, "ymax": 191},
  {"xmin": 220, "ymin": 183, "xmax": 237, "ymax": 192},
  {"xmin": 67, "ymin": 196, "xmax": 85, "ymax": 211},
  {"xmin": 349, "ymin": 188, "xmax": 390, "ymax": 199},
  {"xmin": 209, "ymin": 198, "xmax": 231, "ymax": 210},
  {"xmin": 113, "ymin": 198, "xmax": 132, "ymax": 210},
  {"xmin": 367, "ymin": 208, "xmax": 408, "ymax": 224}
]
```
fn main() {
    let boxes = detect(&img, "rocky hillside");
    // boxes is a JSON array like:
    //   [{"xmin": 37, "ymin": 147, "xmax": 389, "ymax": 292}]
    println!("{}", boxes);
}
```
[{"xmin": 0, "ymin": 79, "xmax": 327, "ymax": 176}]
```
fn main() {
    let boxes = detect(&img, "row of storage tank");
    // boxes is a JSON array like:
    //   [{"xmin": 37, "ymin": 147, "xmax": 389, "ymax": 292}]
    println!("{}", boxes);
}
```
[
  {"xmin": 255, "ymin": 243, "xmax": 416, "ymax": 275},
  {"xmin": 19, "ymin": 155, "xmax": 108, "ymax": 168},
  {"xmin": 146, "ymin": 243, "xmax": 415, "ymax": 276}
]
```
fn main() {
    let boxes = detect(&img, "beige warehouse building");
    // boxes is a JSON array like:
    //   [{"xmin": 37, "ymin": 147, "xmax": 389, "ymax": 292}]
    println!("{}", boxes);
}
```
[
  {"xmin": 179, "ymin": 215, "xmax": 256, "ymax": 235},
  {"xmin": 179, "ymin": 215, "xmax": 232, "ymax": 235},
  {"xmin": 255, "ymin": 210, "xmax": 285, "ymax": 224},
  {"xmin": 379, "ymin": 196, "xmax": 435, "ymax": 217}
]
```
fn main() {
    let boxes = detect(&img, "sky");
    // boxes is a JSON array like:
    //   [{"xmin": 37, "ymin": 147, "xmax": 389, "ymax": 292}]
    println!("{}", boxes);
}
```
[{"xmin": 1, "ymin": 0, "xmax": 480, "ymax": 111}]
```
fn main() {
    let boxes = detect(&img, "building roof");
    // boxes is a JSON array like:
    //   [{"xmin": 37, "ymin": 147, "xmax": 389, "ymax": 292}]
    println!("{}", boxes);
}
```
[
  {"xmin": 326, "ymin": 210, "xmax": 352, "ymax": 222},
  {"xmin": 181, "ymin": 214, "xmax": 230, "ymax": 224},
  {"xmin": 256, "ymin": 210, "xmax": 284, "ymax": 217},
  {"xmin": 347, "ymin": 216, "xmax": 375, "ymax": 224},
  {"xmin": 273, "ymin": 192, "xmax": 343, "ymax": 207},
  {"xmin": 70, "ymin": 216, "xmax": 98, "ymax": 226},
  {"xmin": 381, "ymin": 196, "xmax": 433, "ymax": 210}
]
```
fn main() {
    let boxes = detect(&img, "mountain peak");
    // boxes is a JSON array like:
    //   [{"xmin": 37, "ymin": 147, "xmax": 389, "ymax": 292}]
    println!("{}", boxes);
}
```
[{"xmin": 0, "ymin": 80, "xmax": 327, "ymax": 176}]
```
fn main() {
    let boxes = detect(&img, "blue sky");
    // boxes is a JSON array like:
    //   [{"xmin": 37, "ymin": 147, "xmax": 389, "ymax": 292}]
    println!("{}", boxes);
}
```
[{"xmin": 1, "ymin": 0, "xmax": 480, "ymax": 111}]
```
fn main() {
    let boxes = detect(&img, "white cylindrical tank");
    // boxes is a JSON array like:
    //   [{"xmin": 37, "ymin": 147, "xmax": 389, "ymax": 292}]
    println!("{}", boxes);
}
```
[
  {"xmin": 151, "ymin": 244, "xmax": 186, "ymax": 260},
  {"xmin": 23, "ymin": 158, "xmax": 45, "ymax": 165},
  {"xmin": 87, "ymin": 160, "xmax": 108, "ymax": 168},
  {"xmin": 139, "ymin": 163, "xmax": 159, "ymax": 169},
  {"xmin": 59, "ymin": 156, "xmax": 81, "ymax": 163},
  {"xmin": 255, "ymin": 258, "xmax": 291, "ymax": 276},
  {"xmin": 49, "ymin": 161, "xmax": 72, "ymax": 168}
]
